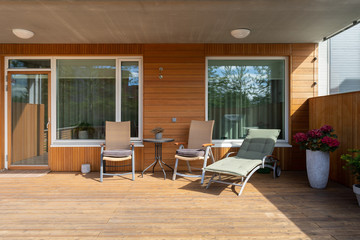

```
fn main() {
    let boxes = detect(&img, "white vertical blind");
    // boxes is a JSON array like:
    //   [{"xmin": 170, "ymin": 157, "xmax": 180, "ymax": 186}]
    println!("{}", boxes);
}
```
[{"xmin": 56, "ymin": 59, "xmax": 116, "ymax": 140}]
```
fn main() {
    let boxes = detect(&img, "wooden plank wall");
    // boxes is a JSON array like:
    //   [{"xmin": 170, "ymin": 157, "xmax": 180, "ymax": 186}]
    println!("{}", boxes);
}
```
[
  {"xmin": 290, "ymin": 44, "xmax": 318, "ymax": 170},
  {"xmin": 50, "ymin": 147, "xmax": 144, "ymax": 172},
  {"xmin": 143, "ymin": 44, "xmax": 206, "ymax": 171},
  {"xmin": 0, "ymin": 43, "xmax": 318, "ymax": 172},
  {"xmin": 309, "ymin": 92, "xmax": 360, "ymax": 187}
]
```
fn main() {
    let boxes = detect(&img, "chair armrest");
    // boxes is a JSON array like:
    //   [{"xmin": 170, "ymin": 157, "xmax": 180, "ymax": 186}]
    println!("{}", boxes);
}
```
[
  {"xmin": 100, "ymin": 143, "xmax": 105, "ymax": 156},
  {"xmin": 202, "ymin": 143, "xmax": 214, "ymax": 147},
  {"xmin": 262, "ymin": 155, "xmax": 279, "ymax": 168},
  {"xmin": 266, "ymin": 155, "xmax": 279, "ymax": 161},
  {"xmin": 225, "ymin": 152, "xmax": 236, "ymax": 158},
  {"xmin": 175, "ymin": 142, "xmax": 186, "ymax": 149},
  {"xmin": 264, "ymin": 155, "xmax": 279, "ymax": 165}
]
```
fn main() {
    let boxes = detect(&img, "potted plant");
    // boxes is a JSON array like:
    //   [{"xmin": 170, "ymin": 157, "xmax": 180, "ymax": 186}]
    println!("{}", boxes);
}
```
[
  {"xmin": 293, "ymin": 125, "xmax": 340, "ymax": 189},
  {"xmin": 76, "ymin": 122, "xmax": 95, "ymax": 139},
  {"xmin": 341, "ymin": 149, "xmax": 360, "ymax": 206},
  {"xmin": 151, "ymin": 127, "xmax": 164, "ymax": 139}
]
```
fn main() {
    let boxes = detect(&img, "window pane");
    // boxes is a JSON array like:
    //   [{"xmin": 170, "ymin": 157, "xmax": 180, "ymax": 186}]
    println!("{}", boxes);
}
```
[
  {"xmin": 121, "ymin": 61, "xmax": 139, "ymax": 138},
  {"xmin": 9, "ymin": 59, "xmax": 51, "ymax": 69},
  {"xmin": 208, "ymin": 59, "xmax": 285, "ymax": 140},
  {"xmin": 329, "ymin": 24, "xmax": 360, "ymax": 94},
  {"xmin": 56, "ymin": 59, "xmax": 116, "ymax": 140},
  {"xmin": 11, "ymin": 74, "xmax": 48, "ymax": 166}
]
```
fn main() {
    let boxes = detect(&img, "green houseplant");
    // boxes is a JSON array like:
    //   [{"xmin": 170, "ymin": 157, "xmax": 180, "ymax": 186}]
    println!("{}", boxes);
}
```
[
  {"xmin": 75, "ymin": 122, "xmax": 95, "ymax": 139},
  {"xmin": 293, "ymin": 125, "xmax": 340, "ymax": 189},
  {"xmin": 341, "ymin": 149, "xmax": 360, "ymax": 206}
]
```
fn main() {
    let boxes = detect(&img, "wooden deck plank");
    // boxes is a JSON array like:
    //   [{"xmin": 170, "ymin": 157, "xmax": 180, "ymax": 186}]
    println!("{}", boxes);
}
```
[{"xmin": 0, "ymin": 171, "xmax": 359, "ymax": 239}]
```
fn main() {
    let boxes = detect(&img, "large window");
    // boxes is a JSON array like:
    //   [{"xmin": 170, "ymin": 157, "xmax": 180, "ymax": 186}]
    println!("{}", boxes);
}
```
[
  {"xmin": 57, "ymin": 59, "xmax": 116, "ymax": 140},
  {"xmin": 207, "ymin": 58, "xmax": 286, "ymax": 141},
  {"xmin": 56, "ymin": 58, "xmax": 141, "ymax": 142}
]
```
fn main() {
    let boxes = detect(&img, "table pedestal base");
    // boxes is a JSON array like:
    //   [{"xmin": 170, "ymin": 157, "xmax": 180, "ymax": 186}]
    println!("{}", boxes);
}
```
[{"xmin": 141, "ymin": 142, "xmax": 173, "ymax": 180}]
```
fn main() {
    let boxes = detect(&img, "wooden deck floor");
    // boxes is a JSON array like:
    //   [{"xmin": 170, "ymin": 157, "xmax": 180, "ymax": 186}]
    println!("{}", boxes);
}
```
[{"xmin": 0, "ymin": 171, "xmax": 359, "ymax": 239}]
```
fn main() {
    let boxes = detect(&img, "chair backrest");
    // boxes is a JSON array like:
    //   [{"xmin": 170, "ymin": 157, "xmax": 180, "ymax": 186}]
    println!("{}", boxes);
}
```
[
  {"xmin": 237, "ymin": 129, "xmax": 280, "ymax": 160},
  {"xmin": 187, "ymin": 120, "xmax": 214, "ymax": 149},
  {"xmin": 105, "ymin": 121, "xmax": 130, "ymax": 150}
]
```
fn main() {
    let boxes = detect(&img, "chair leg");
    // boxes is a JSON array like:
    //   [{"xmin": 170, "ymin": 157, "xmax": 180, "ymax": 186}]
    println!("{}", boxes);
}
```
[
  {"xmin": 201, "ymin": 159, "xmax": 208, "ymax": 185},
  {"xmin": 238, "ymin": 166, "xmax": 260, "ymax": 196},
  {"xmin": 100, "ymin": 157, "xmax": 104, "ymax": 182},
  {"xmin": 172, "ymin": 158, "xmax": 179, "ymax": 181},
  {"xmin": 206, "ymin": 173, "xmax": 217, "ymax": 189},
  {"xmin": 132, "ymin": 152, "xmax": 135, "ymax": 181},
  {"xmin": 186, "ymin": 161, "xmax": 192, "ymax": 173},
  {"xmin": 209, "ymin": 149, "xmax": 215, "ymax": 163},
  {"xmin": 201, "ymin": 147, "xmax": 210, "ymax": 185}
]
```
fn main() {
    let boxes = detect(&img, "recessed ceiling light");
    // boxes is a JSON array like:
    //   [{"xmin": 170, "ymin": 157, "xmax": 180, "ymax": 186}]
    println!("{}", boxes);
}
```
[
  {"xmin": 231, "ymin": 28, "xmax": 251, "ymax": 39},
  {"xmin": 12, "ymin": 28, "xmax": 35, "ymax": 39}
]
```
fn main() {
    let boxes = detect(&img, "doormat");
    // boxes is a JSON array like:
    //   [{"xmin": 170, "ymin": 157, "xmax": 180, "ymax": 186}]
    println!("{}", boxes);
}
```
[{"xmin": 0, "ymin": 169, "xmax": 50, "ymax": 178}]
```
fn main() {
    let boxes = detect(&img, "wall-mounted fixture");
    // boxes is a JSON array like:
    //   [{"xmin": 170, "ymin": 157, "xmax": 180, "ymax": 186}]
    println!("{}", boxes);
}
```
[
  {"xmin": 158, "ymin": 67, "xmax": 163, "ymax": 79},
  {"xmin": 231, "ymin": 28, "xmax": 251, "ymax": 39},
  {"xmin": 12, "ymin": 28, "xmax": 35, "ymax": 39}
]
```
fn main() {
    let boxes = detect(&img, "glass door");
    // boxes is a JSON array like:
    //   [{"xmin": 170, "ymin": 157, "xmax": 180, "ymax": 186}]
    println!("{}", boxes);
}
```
[{"xmin": 7, "ymin": 72, "xmax": 50, "ymax": 167}]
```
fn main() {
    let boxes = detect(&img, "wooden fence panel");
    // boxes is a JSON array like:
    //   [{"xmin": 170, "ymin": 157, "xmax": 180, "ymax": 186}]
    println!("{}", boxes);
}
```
[{"xmin": 309, "ymin": 92, "xmax": 360, "ymax": 186}]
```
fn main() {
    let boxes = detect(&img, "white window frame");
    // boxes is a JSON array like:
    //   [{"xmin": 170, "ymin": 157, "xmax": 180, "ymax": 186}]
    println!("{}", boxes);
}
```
[
  {"xmin": 205, "ymin": 56, "xmax": 290, "ymax": 148},
  {"xmin": 5, "ymin": 56, "xmax": 143, "ymax": 148}
]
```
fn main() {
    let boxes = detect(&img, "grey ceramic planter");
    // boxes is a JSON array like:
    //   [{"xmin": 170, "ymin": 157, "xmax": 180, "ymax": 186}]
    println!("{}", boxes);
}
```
[
  {"xmin": 155, "ymin": 132, "xmax": 162, "ymax": 139},
  {"xmin": 306, "ymin": 150, "xmax": 330, "ymax": 189}
]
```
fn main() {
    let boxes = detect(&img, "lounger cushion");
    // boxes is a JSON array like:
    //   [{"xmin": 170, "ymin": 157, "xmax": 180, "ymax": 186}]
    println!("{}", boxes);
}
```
[
  {"xmin": 237, "ymin": 129, "xmax": 280, "ymax": 159},
  {"xmin": 103, "ymin": 149, "xmax": 131, "ymax": 158},
  {"xmin": 204, "ymin": 157, "xmax": 262, "ymax": 177},
  {"xmin": 176, "ymin": 149, "xmax": 205, "ymax": 157}
]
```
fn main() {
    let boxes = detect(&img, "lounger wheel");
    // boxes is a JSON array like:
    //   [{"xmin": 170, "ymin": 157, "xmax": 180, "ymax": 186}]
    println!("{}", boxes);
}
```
[{"xmin": 275, "ymin": 165, "xmax": 281, "ymax": 177}]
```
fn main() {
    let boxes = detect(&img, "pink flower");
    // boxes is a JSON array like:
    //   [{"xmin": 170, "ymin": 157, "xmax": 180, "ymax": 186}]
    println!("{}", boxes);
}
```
[
  {"xmin": 307, "ymin": 129, "xmax": 323, "ymax": 138},
  {"xmin": 294, "ymin": 132, "xmax": 307, "ymax": 143},
  {"xmin": 321, "ymin": 136, "xmax": 340, "ymax": 147},
  {"xmin": 293, "ymin": 124, "xmax": 339, "ymax": 152},
  {"xmin": 320, "ymin": 125, "xmax": 333, "ymax": 133}
]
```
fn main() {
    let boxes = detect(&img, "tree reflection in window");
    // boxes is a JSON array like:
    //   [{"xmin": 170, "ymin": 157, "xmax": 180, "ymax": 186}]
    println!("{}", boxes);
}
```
[{"xmin": 208, "ymin": 60, "xmax": 285, "ymax": 140}]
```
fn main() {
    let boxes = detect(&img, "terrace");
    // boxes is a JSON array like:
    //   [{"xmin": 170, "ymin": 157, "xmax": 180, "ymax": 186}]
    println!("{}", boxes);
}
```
[
  {"xmin": 1, "ymin": 0, "xmax": 360, "ymax": 239},
  {"xmin": 0, "ymin": 171, "xmax": 359, "ymax": 239}
]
